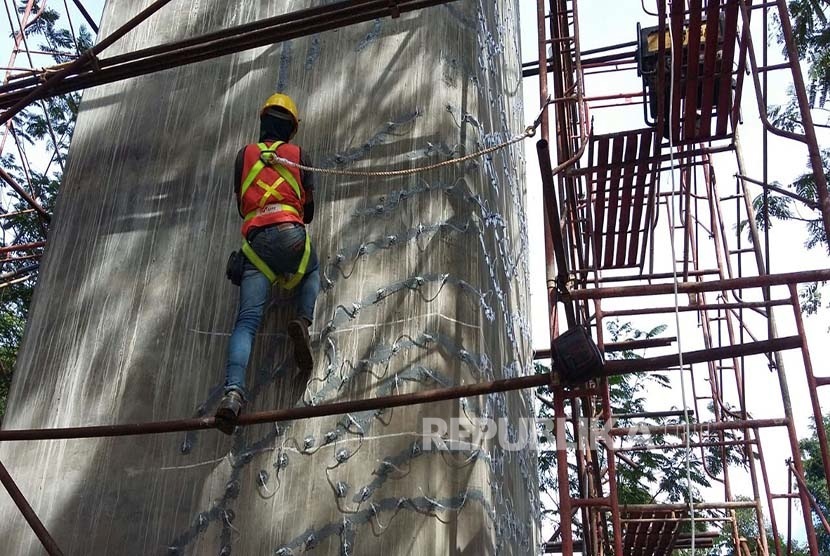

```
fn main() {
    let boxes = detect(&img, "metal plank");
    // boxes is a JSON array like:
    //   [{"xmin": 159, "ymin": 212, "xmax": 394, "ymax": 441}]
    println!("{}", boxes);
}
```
[
  {"xmin": 627, "ymin": 130, "xmax": 654, "ymax": 267},
  {"xmin": 696, "ymin": 0, "xmax": 722, "ymax": 140},
  {"xmin": 715, "ymin": 0, "xmax": 740, "ymax": 134},
  {"xmin": 681, "ymin": 0, "xmax": 703, "ymax": 142},
  {"xmin": 592, "ymin": 136, "xmax": 610, "ymax": 268},
  {"xmin": 669, "ymin": 0, "xmax": 686, "ymax": 144},
  {"xmin": 602, "ymin": 135, "xmax": 626, "ymax": 268},
  {"xmin": 614, "ymin": 132, "xmax": 640, "ymax": 267},
  {"xmin": 731, "ymin": 0, "xmax": 753, "ymax": 128}
]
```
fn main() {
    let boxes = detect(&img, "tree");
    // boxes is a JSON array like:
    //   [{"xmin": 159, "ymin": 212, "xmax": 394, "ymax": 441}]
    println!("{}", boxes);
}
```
[
  {"xmin": 799, "ymin": 414, "xmax": 830, "ymax": 553},
  {"xmin": 712, "ymin": 495, "xmax": 809, "ymax": 555},
  {"xmin": 0, "ymin": 1, "xmax": 93, "ymax": 422},
  {"xmin": 754, "ymin": 1, "xmax": 830, "ymax": 314}
]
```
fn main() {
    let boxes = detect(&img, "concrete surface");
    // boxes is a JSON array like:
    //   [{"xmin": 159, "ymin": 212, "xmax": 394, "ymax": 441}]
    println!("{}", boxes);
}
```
[{"xmin": 0, "ymin": 1, "xmax": 538, "ymax": 554}]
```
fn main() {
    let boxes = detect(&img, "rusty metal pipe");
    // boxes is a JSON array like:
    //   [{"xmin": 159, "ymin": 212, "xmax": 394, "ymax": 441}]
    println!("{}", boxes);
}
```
[
  {"xmin": 537, "ymin": 139, "xmax": 576, "ymax": 327},
  {"xmin": 567, "ymin": 269, "xmax": 830, "ymax": 300},
  {"xmin": 601, "ymin": 335, "xmax": 801, "ymax": 375},
  {"xmin": 788, "ymin": 284, "xmax": 830, "ymax": 500},
  {"xmin": 773, "ymin": 0, "xmax": 830, "ymax": 249},
  {"xmin": 0, "ymin": 372, "xmax": 550, "ymax": 441},
  {"xmin": 0, "ymin": 0, "xmax": 178, "ymax": 126},
  {"xmin": 70, "ymin": 0, "xmax": 98, "ymax": 33},
  {"xmin": 0, "ymin": 241, "xmax": 45, "ymax": 254},
  {"xmin": 0, "ymin": 0, "xmax": 455, "ymax": 108},
  {"xmin": 0, "ymin": 167, "xmax": 50, "ymax": 221},
  {"xmin": 0, "ymin": 459, "xmax": 63, "ymax": 555}
]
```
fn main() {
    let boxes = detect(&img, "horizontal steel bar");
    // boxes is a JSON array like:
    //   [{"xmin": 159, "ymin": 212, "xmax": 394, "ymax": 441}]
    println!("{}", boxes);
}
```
[
  {"xmin": 0, "ymin": 459, "xmax": 63, "ymax": 555},
  {"xmin": 602, "ymin": 336, "xmax": 801, "ymax": 375},
  {"xmin": 0, "ymin": 372, "xmax": 551, "ymax": 441},
  {"xmin": 0, "ymin": 0, "xmax": 455, "ymax": 109},
  {"xmin": 566, "ymin": 269, "xmax": 830, "ymax": 300},
  {"xmin": 608, "ymin": 417, "xmax": 789, "ymax": 437},
  {"xmin": 601, "ymin": 298, "xmax": 791, "ymax": 317}
]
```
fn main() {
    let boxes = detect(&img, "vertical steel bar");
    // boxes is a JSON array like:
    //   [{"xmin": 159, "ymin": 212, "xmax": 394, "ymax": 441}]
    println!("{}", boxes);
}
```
[
  {"xmin": 754, "ymin": 427, "xmax": 783, "ymax": 556},
  {"xmin": 774, "ymin": 0, "xmax": 830, "ymax": 248},
  {"xmin": 538, "ymin": 139, "xmax": 576, "ymax": 327},
  {"xmin": 788, "ymin": 283, "xmax": 830, "ymax": 495},
  {"xmin": 554, "ymin": 385, "xmax": 574, "ymax": 555},
  {"xmin": 787, "ymin": 464, "xmax": 794, "ymax": 556},
  {"xmin": 594, "ymin": 300, "xmax": 623, "ymax": 556},
  {"xmin": 0, "ymin": 459, "xmax": 64, "ymax": 555},
  {"xmin": 536, "ymin": 0, "xmax": 549, "ymax": 142},
  {"xmin": 770, "ymin": 339, "xmax": 820, "ymax": 554}
]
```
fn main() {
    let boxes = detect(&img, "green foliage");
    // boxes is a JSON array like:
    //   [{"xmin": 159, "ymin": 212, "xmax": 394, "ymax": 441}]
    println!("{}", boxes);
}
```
[
  {"xmin": 742, "ymin": 149, "xmax": 829, "ymax": 252},
  {"xmin": 751, "ymin": 190, "xmax": 794, "ymax": 231},
  {"xmin": 799, "ymin": 280, "xmax": 826, "ymax": 315},
  {"xmin": 778, "ymin": 0, "xmax": 830, "ymax": 110},
  {"xmin": 0, "ymin": 1, "xmax": 92, "ymax": 423},
  {"xmin": 765, "ymin": 2, "xmax": 830, "ymax": 256},
  {"xmin": 713, "ymin": 495, "xmax": 809, "ymax": 555},
  {"xmin": 800, "ymin": 414, "xmax": 830, "ymax": 553}
]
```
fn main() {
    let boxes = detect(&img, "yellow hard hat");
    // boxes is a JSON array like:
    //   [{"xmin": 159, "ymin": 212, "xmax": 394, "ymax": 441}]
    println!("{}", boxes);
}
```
[{"xmin": 260, "ymin": 93, "xmax": 299, "ymax": 128}]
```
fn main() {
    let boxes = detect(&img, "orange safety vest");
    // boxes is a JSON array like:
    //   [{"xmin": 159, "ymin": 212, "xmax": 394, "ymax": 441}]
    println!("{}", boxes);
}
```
[
  {"xmin": 238, "ymin": 141, "xmax": 305, "ymax": 238},
  {"xmin": 237, "ymin": 141, "xmax": 311, "ymax": 289}
]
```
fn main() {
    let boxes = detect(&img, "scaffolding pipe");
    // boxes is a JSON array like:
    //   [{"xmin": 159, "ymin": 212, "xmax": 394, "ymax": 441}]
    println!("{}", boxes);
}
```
[
  {"xmin": 0, "ymin": 167, "xmax": 50, "ymax": 221},
  {"xmin": 0, "ymin": 0, "xmax": 177, "ymax": 126},
  {"xmin": 0, "ymin": 0, "xmax": 456, "ymax": 109},
  {"xmin": 0, "ymin": 459, "xmax": 63, "ymax": 555},
  {"xmin": 566, "ymin": 269, "xmax": 830, "ymax": 300},
  {"xmin": 772, "ymin": 0, "xmax": 830, "ymax": 248}
]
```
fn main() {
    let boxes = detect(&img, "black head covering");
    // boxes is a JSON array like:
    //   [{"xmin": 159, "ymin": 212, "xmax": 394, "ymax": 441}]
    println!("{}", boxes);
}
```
[{"xmin": 259, "ymin": 108, "xmax": 297, "ymax": 142}]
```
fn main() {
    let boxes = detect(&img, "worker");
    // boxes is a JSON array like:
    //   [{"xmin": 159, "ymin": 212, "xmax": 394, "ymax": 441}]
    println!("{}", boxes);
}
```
[{"xmin": 215, "ymin": 92, "xmax": 320, "ymax": 434}]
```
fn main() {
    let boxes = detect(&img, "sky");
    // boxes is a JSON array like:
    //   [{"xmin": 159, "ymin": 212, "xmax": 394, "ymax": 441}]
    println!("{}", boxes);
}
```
[{"xmin": 2, "ymin": 0, "xmax": 829, "ymax": 550}]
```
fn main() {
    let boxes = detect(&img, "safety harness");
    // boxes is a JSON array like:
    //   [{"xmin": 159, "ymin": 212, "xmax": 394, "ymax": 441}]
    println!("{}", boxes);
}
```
[{"xmin": 239, "ymin": 141, "xmax": 311, "ymax": 289}]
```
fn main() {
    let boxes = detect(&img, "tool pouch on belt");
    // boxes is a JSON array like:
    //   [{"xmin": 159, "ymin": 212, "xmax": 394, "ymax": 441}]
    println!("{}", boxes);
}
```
[{"xmin": 226, "ymin": 250, "xmax": 245, "ymax": 286}]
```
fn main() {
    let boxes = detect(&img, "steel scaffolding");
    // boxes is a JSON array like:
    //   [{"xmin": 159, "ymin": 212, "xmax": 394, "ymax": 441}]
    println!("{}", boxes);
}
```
[
  {"xmin": 0, "ymin": 1, "xmax": 828, "ymax": 555},
  {"xmin": 530, "ymin": 0, "xmax": 830, "ymax": 554}
]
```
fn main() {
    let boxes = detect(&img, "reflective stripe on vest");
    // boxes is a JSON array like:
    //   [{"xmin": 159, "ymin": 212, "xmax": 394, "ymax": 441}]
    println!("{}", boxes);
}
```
[
  {"xmin": 241, "ymin": 232, "xmax": 311, "ymax": 290},
  {"xmin": 243, "ymin": 203, "xmax": 299, "ymax": 223},
  {"xmin": 240, "ymin": 142, "xmax": 302, "ymax": 202}
]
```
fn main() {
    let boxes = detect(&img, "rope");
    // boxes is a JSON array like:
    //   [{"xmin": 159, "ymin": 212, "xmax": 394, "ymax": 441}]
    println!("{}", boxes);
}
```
[
  {"xmin": 665, "ymin": 10, "xmax": 696, "ymax": 552},
  {"xmin": 266, "ymin": 97, "xmax": 552, "ymax": 178}
]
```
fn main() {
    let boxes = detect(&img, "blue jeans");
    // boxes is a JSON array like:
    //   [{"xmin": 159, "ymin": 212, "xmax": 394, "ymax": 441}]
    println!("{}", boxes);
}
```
[{"xmin": 223, "ymin": 224, "xmax": 320, "ymax": 396}]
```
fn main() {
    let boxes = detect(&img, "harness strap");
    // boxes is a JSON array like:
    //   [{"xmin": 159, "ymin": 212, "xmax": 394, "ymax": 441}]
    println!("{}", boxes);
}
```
[
  {"xmin": 241, "ymin": 232, "xmax": 311, "ymax": 290},
  {"xmin": 240, "ymin": 141, "xmax": 303, "ymax": 201}
]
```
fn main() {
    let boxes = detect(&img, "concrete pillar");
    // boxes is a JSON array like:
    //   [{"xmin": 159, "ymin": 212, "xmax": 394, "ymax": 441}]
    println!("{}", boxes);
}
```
[{"xmin": 0, "ymin": 1, "xmax": 538, "ymax": 554}]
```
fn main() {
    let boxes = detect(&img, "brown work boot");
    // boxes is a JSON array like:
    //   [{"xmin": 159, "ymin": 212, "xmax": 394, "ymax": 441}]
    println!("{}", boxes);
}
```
[
  {"xmin": 287, "ymin": 319, "xmax": 313, "ymax": 372},
  {"xmin": 215, "ymin": 390, "xmax": 244, "ymax": 435}
]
